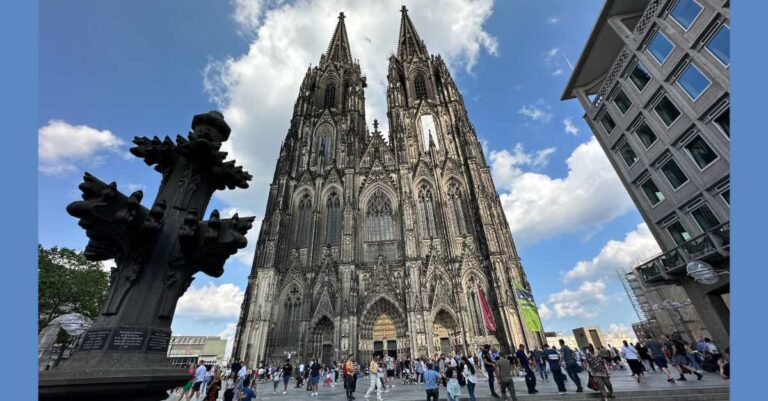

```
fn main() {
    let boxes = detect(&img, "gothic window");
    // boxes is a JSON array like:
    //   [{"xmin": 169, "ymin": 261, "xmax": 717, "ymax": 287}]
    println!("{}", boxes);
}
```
[
  {"xmin": 316, "ymin": 134, "xmax": 332, "ymax": 164},
  {"xmin": 414, "ymin": 74, "xmax": 427, "ymax": 100},
  {"xmin": 447, "ymin": 181, "xmax": 469, "ymax": 235},
  {"xmin": 417, "ymin": 183, "xmax": 438, "ymax": 238},
  {"xmin": 278, "ymin": 286, "xmax": 302, "ymax": 346},
  {"xmin": 419, "ymin": 114, "xmax": 438, "ymax": 150},
  {"xmin": 326, "ymin": 191, "xmax": 341, "ymax": 246},
  {"xmin": 296, "ymin": 193, "xmax": 312, "ymax": 247},
  {"xmin": 366, "ymin": 190, "xmax": 396, "ymax": 242},
  {"xmin": 324, "ymin": 83, "xmax": 336, "ymax": 108}
]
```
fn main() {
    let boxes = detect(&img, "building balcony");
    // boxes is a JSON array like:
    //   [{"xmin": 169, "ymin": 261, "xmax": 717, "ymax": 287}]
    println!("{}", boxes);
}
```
[{"xmin": 637, "ymin": 221, "xmax": 729, "ymax": 285}]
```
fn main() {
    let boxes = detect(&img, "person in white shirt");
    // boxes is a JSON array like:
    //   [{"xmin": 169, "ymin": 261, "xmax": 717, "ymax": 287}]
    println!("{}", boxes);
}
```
[
  {"xmin": 621, "ymin": 341, "xmax": 644, "ymax": 383},
  {"xmin": 237, "ymin": 364, "xmax": 248, "ymax": 392},
  {"xmin": 461, "ymin": 356, "xmax": 478, "ymax": 401},
  {"xmin": 188, "ymin": 361, "xmax": 207, "ymax": 401}
]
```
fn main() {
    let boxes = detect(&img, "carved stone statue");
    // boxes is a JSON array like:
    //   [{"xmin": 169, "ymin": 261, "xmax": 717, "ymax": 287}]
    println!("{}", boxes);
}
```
[{"xmin": 39, "ymin": 111, "xmax": 255, "ymax": 401}]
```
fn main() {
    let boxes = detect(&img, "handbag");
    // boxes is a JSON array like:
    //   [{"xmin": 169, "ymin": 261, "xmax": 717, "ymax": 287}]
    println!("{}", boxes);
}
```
[{"xmin": 587, "ymin": 372, "xmax": 599, "ymax": 391}]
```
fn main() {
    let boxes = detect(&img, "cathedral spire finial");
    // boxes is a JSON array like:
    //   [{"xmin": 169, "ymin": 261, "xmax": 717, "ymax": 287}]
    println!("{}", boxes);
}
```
[
  {"xmin": 324, "ymin": 11, "xmax": 353, "ymax": 65},
  {"xmin": 397, "ymin": 5, "xmax": 428, "ymax": 60}
]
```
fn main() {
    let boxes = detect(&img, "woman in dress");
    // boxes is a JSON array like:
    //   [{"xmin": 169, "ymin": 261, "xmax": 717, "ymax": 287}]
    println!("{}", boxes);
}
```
[
  {"xmin": 583, "ymin": 344, "xmax": 615, "ymax": 401},
  {"xmin": 620, "ymin": 340, "xmax": 645, "ymax": 382},
  {"xmin": 176, "ymin": 363, "xmax": 196, "ymax": 401},
  {"xmin": 205, "ymin": 373, "xmax": 222, "ymax": 401}
]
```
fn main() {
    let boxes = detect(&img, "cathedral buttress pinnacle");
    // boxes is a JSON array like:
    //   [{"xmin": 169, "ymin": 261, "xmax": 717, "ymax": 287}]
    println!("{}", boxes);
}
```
[
  {"xmin": 322, "ymin": 12, "xmax": 354, "ymax": 67},
  {"xmin": 397, "ymin": 6, "xmax": 429, "ymax": 61}
]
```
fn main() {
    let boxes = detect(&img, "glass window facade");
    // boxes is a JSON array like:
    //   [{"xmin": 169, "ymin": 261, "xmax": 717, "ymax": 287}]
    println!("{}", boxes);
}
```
[
  {"xmin": 600, "ymin": 112, "xmax": 616, "ymax": 134},
  {"xmin": 613, "ymin": 89, "xmax": 632, "ymax": 114},
  {"xmin": 677, "ymin": 63, "xmax": 711, "ymax": 100},
  {"xmin": 706, "ymin": 25, "xmax": 730, "ymax": 66},
  {"xmin": 660, "ymin": 159, "xmax": 688, "ymax": 189},
  {"xmin": 629, "ymin": 62, "xmax": 651, "ymax": 91},
  {"xmin": 634, "ymin": 122, "xmax": 658, "ymax": 149},
  {"xmin": 670, "ymin": 0, "xmax": 703, "ymax": 30},
  {"xmin": 720, "ymin": 189, "xmax": 730, "ymax": 206},
  {"xmin": 692, "ymin": 205, "xmax": 720, "ymax": 232},
  {"xmin": 641, "ymin": 179, "xmax": 665, "ymax": 206},
  {"xmin": 654, "ymin": 96, "xmax": 681, "ymax": 127},
  {"xmin": 619, "ymin": 142, "xmax": 638, "ymax": 167},
  {"xmin": 666, "ymin": 221, "xmax": 692, "ymax": 245},
  {"xmin": 648, "ymin": 31, "xmax": 674, "ymax": 64},
  {"xmin": 684, "ymin": 136, "xmax": 718, "ymax": 168},
  {"xmin": 714, "ymin": 108, "xmax": 729, "ymax": 137}
]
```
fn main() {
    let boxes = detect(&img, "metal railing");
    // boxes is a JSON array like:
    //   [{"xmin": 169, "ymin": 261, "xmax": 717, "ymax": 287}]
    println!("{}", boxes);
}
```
[{"xmin": 636, "ymin": 221, "xmax": 729, "ymax": 284}]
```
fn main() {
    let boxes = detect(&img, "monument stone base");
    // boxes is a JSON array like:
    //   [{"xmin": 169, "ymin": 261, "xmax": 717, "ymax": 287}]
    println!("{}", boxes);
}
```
[{"xmin": 39, "ymin": 352, "xmax": 188, "ymax": 401}]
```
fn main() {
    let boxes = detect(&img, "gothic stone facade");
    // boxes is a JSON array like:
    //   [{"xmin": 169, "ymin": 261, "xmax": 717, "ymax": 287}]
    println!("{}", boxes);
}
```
[{"xmin": 233, "ymin": 8, "xmax": 543, "ymax": 366}]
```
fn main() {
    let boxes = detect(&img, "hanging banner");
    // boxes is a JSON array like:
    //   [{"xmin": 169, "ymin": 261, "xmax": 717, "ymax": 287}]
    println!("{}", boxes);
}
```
[
  {"xmin": 514, "ymin": 283, "xmax": 543, "ymax": 332},
  {"xmin": 477, "ymin": 285, "xmax": 497, "ymax": 332}
]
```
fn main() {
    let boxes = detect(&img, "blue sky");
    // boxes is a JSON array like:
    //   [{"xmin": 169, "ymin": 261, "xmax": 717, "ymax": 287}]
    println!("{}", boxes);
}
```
[{"xmin": 39, "ymin": 0, "xmax": 662, "ymax": 346}]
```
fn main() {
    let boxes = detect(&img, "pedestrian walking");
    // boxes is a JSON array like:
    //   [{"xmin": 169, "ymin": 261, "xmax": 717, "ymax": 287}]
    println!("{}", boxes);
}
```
[
  {"xmin": 620, "ymin": 340, "xmax": 644, "ymax": 382},
  {"xmin": 281, "ymin": 359, "xmax": 293, "ymax": 394},
  {"xmin": 559, "ymin": 339, "xmax": 584, "ymax": 392},
  {"xmin": 584, "ymin": 344, "xmax": 615, "ymax": 401},
  {"xmin": 530, "ymin": 347, "xmax": 547, "ymax": 381},
  {"xmin": 645, "ymin": 335, "xmax": 676, "ymax": 383},
  {"xmin": 669, "ymin": 339, "xmax": 703, "ymax": 381},
  {"xmin": 423, "ymin": 362, "xmax": 442, "ymax": 401},
  {"xmin": 364, "ymin": 356, "xmax": 383, "ymax": 401},
  {"xmin": 515, "ymin": 344, "xmax": 537, "ymax": 394},
  {"xmin": 636, "ymin": 342, "xmax": 655, "ymax": 372},
  {"xmin": 223, "ymin": 372, "xmax": 237, "ymax": 401},
  {"xmin": 461, "ymin": 356, "xmax": 479, "ymax": 401},
  {"xmin": 481, "ymin": 344, "xmax": 501, "ymax": 398},
  {"xmin": 309, "ymin": 359, "xmax": 322, "ymax": 396},
  {"xmin": 543, "ymin": 344, "xmax": 568, "ymax": 395},
  {"xmin": 495, "ymin": 353, "xmax": 519, "ymax": 401}
]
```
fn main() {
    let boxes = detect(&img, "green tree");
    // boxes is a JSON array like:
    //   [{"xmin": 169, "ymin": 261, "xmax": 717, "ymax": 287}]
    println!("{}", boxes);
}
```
[{"xmin": 38, "ymin": 244, "xmax": 110, "ymax": 332}]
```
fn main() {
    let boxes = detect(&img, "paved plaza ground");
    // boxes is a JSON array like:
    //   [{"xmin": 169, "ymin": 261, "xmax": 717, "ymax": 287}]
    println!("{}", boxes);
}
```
[{"xmin": 163, "ymin": 368, "xmax": 729, "ymax": 401}]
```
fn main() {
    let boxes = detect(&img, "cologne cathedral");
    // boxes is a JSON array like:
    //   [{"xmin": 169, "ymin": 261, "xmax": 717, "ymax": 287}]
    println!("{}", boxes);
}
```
[{"xmin": 233, "ymin": 7, "xmax": 543, "ymax": 366}]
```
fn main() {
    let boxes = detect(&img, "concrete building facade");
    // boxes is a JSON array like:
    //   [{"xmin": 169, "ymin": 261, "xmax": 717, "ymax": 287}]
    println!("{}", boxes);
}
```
[
  {"xmin": 563, "ymin": 0, "xmax": 729, "ymax": 349},
  {"xmin": 233, "ymin": 8, "xmax": 544, "ymax": 367}
]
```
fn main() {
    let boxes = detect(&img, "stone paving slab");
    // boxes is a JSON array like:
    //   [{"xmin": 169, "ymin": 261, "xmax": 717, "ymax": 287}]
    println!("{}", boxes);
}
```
[{"xmin": 163, "ymin": 369, "xmax": 729, "ymax": 401}]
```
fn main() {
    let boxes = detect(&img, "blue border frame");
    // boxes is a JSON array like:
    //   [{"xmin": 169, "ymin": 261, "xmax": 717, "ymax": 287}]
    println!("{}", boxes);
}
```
[{"xmin": 2, "ymin": 0, "xmax": 38, "ymax": 398}]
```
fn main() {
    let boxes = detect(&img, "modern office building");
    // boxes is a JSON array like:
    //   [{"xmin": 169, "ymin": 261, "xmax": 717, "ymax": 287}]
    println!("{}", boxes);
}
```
[
  {"xmin": 563, "ymin": 0, "xmax": 729, "ymax": 349},
  {"xmin": 167, "ymin": 336, "xmax": 227, "ymax": 367}
]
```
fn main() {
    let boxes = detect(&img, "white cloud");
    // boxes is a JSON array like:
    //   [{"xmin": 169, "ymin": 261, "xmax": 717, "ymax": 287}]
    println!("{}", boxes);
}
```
[
  {"xmin": 489, "ymin": 143, "xmax": 555, "ymax": 189},
  {"xmin": 551, "ymin": 68, "xmax": 563, "ymax": 76},
  {"xmin": 491, "ymin": 137, "xmax": 634, "ymax": 245},
  {"xmin": 608, "ymin": 323, "xmax": 629, "ymax": 333},
  {"xmin": 219, "ymin": 322, "xmax": 238, "ymax": 359},
  {"xmin": 540, "ymin": 280, "xmax": 608, "ymax": 319},
  {"xmin": 518, "ymin": 103, "xmax": 553, "ymax": 123},
  {"xmin": 564, "ymin": 223, "xmax": 661, "ymax": 282},
  {"xmin": 38, "ymin": 120, "xmax": 125, "ymax": 175},
  {"xmin": 563, "ymin": 118, "xmax": 579, "ymax": 136},
  {"xmin": 176, "ymin": 283, "xmax": 244, "ymax": 321},
  {"xmin": 205, "ymin": 0, "xmax": 498, "ymax": 221},
  {"xmin": 547, "ymin": 16, "xmax": 562, "ymax": 24},
  {"xmin": 126, "ymin": 183, "xmax": 147, "ymax": 193}
]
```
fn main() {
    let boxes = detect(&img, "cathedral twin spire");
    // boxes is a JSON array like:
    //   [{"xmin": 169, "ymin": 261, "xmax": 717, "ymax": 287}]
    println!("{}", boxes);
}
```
[
  {"xmin": 323, "ymin": 6, "xmax": 429, "ymax": 65},
  {"xmin": 325, "ymin": 12, "xmax": 353, "ymax": 65}
]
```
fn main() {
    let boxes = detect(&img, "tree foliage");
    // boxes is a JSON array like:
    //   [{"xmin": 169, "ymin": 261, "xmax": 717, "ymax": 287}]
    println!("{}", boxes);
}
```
[{"xmin": 38, "ymin": 245, "xmax": 110, "ymax": 332}]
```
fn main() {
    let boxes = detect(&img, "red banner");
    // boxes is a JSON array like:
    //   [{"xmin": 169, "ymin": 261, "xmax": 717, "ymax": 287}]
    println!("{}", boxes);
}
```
[{"xmin": 477, "ymin": 285, "xmax": 496, "ymax": 332}]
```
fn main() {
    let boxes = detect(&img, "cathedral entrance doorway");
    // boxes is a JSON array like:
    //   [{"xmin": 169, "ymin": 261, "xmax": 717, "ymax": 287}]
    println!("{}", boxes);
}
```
[
  {"xmin": 432, "ymin": 308, "xmax": 461, "ymax": 355},
  {"xmin": 360, "ymin": 298, "xmax": 408, "ymax": 364},
  {"xmin": 309, "ymin": 316, "xmax": 334, "ymax": 365}
]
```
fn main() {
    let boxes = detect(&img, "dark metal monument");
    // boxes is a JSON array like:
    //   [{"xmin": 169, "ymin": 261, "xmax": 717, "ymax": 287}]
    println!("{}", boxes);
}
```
[{"xmin": 39, "ymin": 111, "xmax": 255, "ymax": 401}]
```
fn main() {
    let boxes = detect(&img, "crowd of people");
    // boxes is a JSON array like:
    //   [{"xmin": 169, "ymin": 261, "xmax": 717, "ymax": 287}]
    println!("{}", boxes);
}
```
[{"xmin": 165, "ymin": 335, "xmax": 728, "ymax": 401}]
